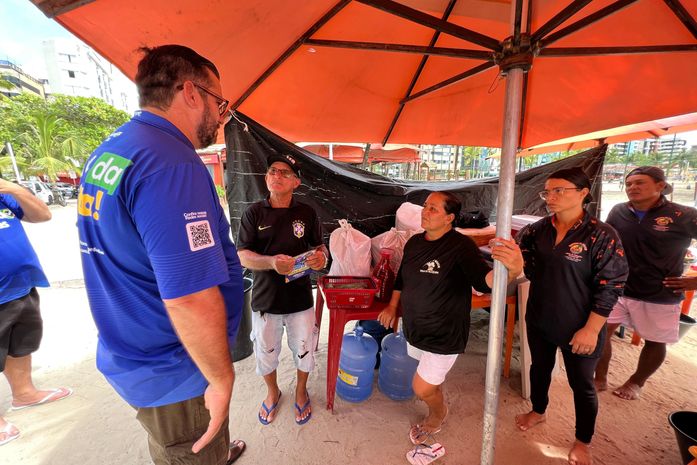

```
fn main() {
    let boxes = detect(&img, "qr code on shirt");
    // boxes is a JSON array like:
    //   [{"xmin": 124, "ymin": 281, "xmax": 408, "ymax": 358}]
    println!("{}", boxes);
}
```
[{"xmin": 186, "ymin": 220, "xmax": 215, "ymax": 251}]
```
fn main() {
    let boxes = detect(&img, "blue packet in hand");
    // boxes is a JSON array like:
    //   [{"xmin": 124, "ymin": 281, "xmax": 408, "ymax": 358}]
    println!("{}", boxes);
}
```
[{"xmin": 285, "ymin": 250, "xmax": 315, "ymax": 283}]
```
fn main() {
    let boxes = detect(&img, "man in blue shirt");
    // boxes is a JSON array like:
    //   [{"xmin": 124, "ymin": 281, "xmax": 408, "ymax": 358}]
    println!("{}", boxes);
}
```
[
  {"xmin": 77, "ymin": 45, "xmax": 245, "ymax": 464},
  {"xmin": 0, "ymin": 178, "xmax": 72, "ymax": 447}
]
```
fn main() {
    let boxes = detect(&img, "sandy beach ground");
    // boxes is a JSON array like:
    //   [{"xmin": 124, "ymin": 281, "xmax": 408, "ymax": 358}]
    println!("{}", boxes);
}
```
[{"xmin": 1, "ymin": 183, "xmax": 696, "ymax": 465}]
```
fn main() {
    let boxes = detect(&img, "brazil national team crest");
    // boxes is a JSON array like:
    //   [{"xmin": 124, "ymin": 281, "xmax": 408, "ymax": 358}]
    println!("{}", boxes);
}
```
[
  {"xmin": 292, "ymin": 220, "xmax": 305, "ymax": 238},
  {"xmin": 565, "ymin": 242, "xmax": 587, "ymax": 262},
  {"xmin": 653, "ymin": 216, "xmax": 672, "ymax": 232}
]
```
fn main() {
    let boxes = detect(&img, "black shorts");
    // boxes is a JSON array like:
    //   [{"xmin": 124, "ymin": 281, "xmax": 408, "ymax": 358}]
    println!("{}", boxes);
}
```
[{"xmin": 0, "ymin": 288, "xmax": 43, "ymax": 371}]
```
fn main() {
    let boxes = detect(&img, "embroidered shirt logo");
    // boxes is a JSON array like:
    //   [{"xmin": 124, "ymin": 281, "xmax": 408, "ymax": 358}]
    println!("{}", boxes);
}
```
[
  {"xmin": 292, "ymin": 220, "xmax": 305, "ymax": 238},
  {"xmin": 0, "ymin": 208, "xmax": 15, "ymax": 220},
  {"xmin": 565, "ymin": 242, "xmax": 587, "ymax": 262},
  {"xmin": 420, "ymin": 260, "xmax": 441, "ymax": 274},
  {"xmin": 653, "ymin": 216, "xmax": 673, "ymax": 232},
  {"xmin": 258, "ymin": 225, "xmax": 272, "ymax": 231}
]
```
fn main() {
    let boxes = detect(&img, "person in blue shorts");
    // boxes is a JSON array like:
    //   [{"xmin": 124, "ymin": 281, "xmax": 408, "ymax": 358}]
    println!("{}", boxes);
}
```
[{"xmin": 77, "ymin": 45, "xmax": 245, "ymax": 464}]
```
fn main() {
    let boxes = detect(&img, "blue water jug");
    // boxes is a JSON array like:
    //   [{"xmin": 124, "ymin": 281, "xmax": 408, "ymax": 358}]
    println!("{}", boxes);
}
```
[
  {"xmin": 378, "ymin": 331, "xmax": 418, "ymax": 401},
  {"xmin": 336, "ymin": 326, "xmax": 378, "ymax": 403},
  {"xmin": 356, "ymin": 320, "xmax": 393, "ymax": 369}
]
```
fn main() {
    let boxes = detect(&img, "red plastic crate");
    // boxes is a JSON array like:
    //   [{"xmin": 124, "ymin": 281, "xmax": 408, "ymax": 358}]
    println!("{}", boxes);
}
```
[{"xmin": 319, "ymin": 276, "xmax": 378, "ymax": 309}]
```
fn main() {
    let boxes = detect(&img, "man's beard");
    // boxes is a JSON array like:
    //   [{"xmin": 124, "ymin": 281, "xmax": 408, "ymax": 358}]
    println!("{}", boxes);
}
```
[{"xmin": 196, "ymin": 110, "xmax": 219, "ymax": 148}]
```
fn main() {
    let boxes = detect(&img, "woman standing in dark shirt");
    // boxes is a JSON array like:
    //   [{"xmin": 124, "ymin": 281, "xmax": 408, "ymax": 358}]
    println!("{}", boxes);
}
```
[
  {"xmin": 515, "ymin": 168, "xmax": 628, "ymax": 465},
  {"xmin": 379, "ymin": 191, "xmax": 523, "ymax": 444}
]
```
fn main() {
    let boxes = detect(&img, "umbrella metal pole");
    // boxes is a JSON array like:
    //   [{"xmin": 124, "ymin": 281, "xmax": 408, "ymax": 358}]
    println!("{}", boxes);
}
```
[{"xmin": 480, "ymin": 67, "xmax": 524, "ymax": 465}]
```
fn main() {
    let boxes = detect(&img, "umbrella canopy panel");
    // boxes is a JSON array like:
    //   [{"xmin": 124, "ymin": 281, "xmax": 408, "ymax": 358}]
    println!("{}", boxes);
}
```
[
  {"xmin": 519, "ymin": 111, "xmax": 697, "ymax": 156},
  {"xmin": 30, "ymin": 0, "xmax": 697, "ymax": 148}
]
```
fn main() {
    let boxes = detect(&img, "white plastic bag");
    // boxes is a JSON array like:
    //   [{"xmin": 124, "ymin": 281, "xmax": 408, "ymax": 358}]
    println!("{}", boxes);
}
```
[
  {"xmin": 395, "ymin": 202, "xmax": 424, "ymax": 233},
  {"xmin": 371, "ymin": 228, "xmax": 412, "ymax": 271},
  {"xmin": 328, "ymin": 219, "xmax": 372, "ymax": 276}
]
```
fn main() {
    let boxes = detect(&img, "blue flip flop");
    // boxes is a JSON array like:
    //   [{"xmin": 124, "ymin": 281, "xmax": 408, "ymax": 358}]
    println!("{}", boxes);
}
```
[
  {"xmin": 294, "ymin": 395, "xmax": 312, "ymax": 425},
  {"xmin": 258, "ymin": 392, "xmax": 282, "ymax": 425}
]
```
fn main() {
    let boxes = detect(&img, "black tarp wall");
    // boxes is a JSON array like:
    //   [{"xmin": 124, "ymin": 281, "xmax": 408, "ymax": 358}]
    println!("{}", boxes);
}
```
[{"xmin": 225, "ymin": 113, "xmax": 606, "ymax": 242}]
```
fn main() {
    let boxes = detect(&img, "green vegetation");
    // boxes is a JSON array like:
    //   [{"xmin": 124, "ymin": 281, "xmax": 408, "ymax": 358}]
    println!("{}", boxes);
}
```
[
  {"xmin": 0, "ymin": 76, "xmax": 14, "ymax": 91},
  {"xmin": 0, "ymin": 93, "xmax": 130, "ymax": 180},
  {"xmin": 605, "ymin": 144, "xmax": 697, "ymax": 179}
]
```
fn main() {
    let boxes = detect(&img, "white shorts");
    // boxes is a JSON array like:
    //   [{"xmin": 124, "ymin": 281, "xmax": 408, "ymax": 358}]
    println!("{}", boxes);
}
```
[
  {"xmin": 407, "ymin": 343, "xmax": 458, "ymax": 386},
  {"xmin": 607, "ymin": 296, "xmax": 681, "ymax": 344},
  {"xmin": 250, "ymin": 307, "xmax": 318, "ymax": 376}
]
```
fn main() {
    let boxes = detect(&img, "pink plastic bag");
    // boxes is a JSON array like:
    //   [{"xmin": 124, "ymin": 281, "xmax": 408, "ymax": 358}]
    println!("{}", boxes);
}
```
[
  {"xmin": 371, "ymin": 228, "xmax": 413, "ymax": 272},
  {"xmin": 395, "ymin": 202, "xmax": 424, "ymax": 233}
]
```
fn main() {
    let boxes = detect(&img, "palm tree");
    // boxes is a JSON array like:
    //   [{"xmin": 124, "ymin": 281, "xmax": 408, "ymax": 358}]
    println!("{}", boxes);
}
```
[{"xmin": 16, "ymin": 114, "xmax": 85, "ymax": 181}]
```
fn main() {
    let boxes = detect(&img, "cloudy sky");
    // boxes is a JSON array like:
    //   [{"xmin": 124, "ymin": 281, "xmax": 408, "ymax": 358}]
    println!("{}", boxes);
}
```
[{"xmin": 0, "ymin": 0, "xmax": 72, "ymax": 79}]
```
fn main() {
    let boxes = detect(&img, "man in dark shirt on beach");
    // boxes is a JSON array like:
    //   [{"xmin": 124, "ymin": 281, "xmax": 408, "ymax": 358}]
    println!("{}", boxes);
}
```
[
  {"xmin": 237, "ymin": 154, "xmax": 328, "ymax": 426},
  {"xmin": 595, "ymin": 166, "xmax": 697, "ymax": 400}
]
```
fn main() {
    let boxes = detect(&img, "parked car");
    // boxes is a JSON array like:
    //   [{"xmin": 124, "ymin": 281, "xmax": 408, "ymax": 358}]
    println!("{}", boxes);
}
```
[
  {"xmin": 50, "ymin": 182, "xmax": 78, "ymax": 199},
  {"xmin": 20, "ymin": 180, "xmax": 54, "ymax": 205}
]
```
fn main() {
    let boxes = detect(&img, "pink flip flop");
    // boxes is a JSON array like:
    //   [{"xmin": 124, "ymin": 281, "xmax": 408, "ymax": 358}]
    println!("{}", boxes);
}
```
[{"xmin": 11, "ymin": 387, "xmax": 73, "ymax": 411}]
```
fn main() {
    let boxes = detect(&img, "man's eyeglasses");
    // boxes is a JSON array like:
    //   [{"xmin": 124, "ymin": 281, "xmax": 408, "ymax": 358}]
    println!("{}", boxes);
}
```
[
  {"xmin": 267, "ymin": 167, "xmax": 295, "ymax": 179},
  {"xmin": 177, "ymin": 82, "xmax": 230, "ymax": 117},
  {"xmin": 538, "ymin": 187, "xmax": 582, "ymax": 200}
]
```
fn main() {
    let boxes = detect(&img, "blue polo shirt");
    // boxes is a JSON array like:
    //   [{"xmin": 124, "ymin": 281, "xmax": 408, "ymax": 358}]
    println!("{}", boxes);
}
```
[
  {"xmin": 77, "ymin": 110, "xmax": 243, "ymax": 408},
  {"xmin": 0, "ymin": 193, "xmax": 49, "ymax": 304}
]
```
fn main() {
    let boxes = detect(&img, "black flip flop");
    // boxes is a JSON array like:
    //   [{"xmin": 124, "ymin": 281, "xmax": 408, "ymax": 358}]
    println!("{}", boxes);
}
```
[{"xmin": 226, "ymin": 439, "xmax": 246, "ymax": 464}]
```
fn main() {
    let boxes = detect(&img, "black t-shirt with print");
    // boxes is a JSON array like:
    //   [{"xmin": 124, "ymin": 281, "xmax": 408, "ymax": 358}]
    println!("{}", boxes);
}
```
[
  {"xmin": 237, "ymin": 198, "xmax": 322, "ymax": 314},
  {"xmin": 606, "ymin": 197, "xmax": 697, "ymax": 304},
  {"xmin": 395, "ymin": 229, "xmax": 492, "ymax": 355},
  {"xmin": 517, "ymin": 212, "xmax": 628, "ymax": 351}
]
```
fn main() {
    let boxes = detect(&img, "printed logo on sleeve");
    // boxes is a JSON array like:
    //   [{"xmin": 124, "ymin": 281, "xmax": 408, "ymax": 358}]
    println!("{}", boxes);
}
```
[
  {"xmin": 186, "ymin": 220, "xmax": 215, "ymax": 251},
  {"xmin": 183, "ymin": 211, "xmax": 208, "ymax": 221},
  {"xmin": 84, "ymin": 152, "xmax": 132, "ymax": 195},
  {"xmin": 0, "ymin": 209, "xmax": 16, "ymax": 220}
]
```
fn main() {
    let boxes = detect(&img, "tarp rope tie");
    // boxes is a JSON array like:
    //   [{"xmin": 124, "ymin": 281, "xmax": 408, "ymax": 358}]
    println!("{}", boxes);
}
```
[{"xmin": 231, "ymin": 111, "xmax": 249, "ymax": 132}]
